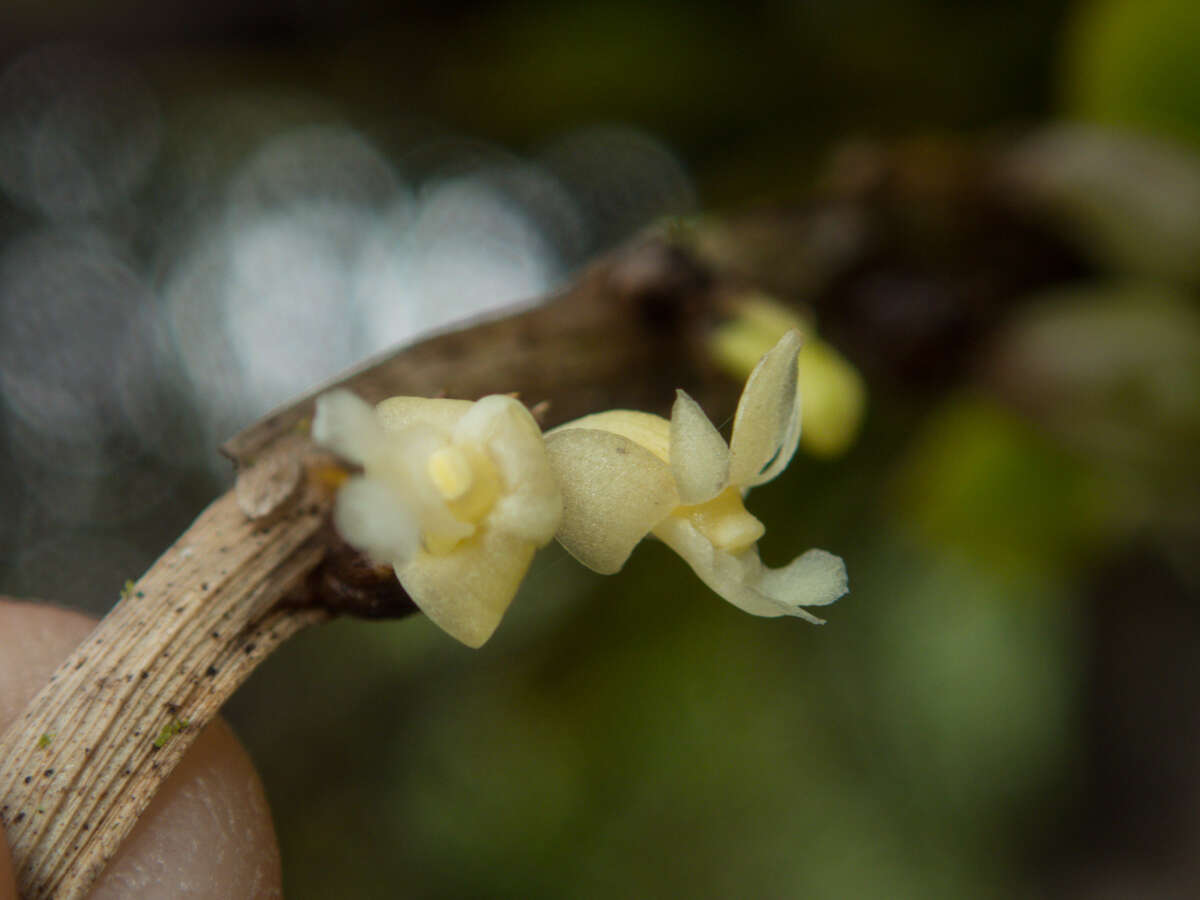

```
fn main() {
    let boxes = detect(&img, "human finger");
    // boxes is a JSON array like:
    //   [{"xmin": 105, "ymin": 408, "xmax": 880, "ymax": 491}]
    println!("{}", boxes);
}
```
[{"xmin": 0, "ymin": 599, "xmax": 282, "ymax": 899}]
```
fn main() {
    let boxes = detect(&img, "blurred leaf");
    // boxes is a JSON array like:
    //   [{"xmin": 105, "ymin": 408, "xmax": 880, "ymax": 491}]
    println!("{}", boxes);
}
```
[
  {"xmin": 984, "ymin": 282, "xmax": 1200, "ymax": 546},
  {"xmin": 893, "ymin": 396, "xmax": 1112, "ymax": 574},
  {"xmin": 1005, "ymin": 126, "xmax": 1200, "ymax": 284},
  {"xmin": 835, "ymin": 535, "xmax": 1080, "ymax": 858},
  {"xmin": 1064, "ymin": 0, "xmax": 1200, "ymax": 147}
]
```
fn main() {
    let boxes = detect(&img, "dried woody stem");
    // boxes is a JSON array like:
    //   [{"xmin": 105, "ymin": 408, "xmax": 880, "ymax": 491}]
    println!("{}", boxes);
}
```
[
  {"xmin": 0, "ymin": 489, "xmax": 332, "ymax": 899},
  {"xmin": 0, "ymin": 238, "xmax": 739, "ymax": 898}
]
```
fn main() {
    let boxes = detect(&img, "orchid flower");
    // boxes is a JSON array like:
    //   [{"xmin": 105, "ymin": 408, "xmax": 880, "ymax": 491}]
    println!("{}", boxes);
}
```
[
  {"xmin": 545, "ymin": 330, "xmax": 848, "ymax": 622},
  {"xmin": 312, "ymin": 391, "xmax": 561, "ymax": 647}
]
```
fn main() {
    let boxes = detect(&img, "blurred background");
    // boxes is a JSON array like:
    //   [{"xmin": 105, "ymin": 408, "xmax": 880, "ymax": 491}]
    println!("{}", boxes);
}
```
[{"xmin": 2, "ymin": 0, "xmax": 1200, "ymax": 897}]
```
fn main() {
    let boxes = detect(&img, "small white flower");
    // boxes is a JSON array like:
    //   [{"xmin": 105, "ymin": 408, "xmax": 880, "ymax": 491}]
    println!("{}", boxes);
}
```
[
  {"xmin": 545, "ymin": 330, "xmax": 848, "ymax": 622},
  {"xmin": 313, "ymin": 390, "xmax": 562, "ymax": 647}
]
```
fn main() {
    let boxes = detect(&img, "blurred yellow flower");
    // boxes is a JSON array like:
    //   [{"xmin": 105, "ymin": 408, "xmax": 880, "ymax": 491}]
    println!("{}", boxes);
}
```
[
  {"xmin": 313, "ymin": 391, "xmax": 561, "ymax": 647},
  {"xmin": 546, "ymin": 331, "xmax": 848, "ymax": 622},
  {"xmin": 712, "ymin": 296, "xmax": 866, "ymax": 458}
]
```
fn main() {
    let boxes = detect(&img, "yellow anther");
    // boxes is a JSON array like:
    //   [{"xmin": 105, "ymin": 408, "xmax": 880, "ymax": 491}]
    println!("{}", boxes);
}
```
[
  {"xmin": 426, "ymin": 443, "xmax": 502, "ymax": 527},
  {"xmin": 428, "ymin": 446, "xmax": 474, "ymax": 501},
  {"xmin": 677, "ymin": 487, "xmax": 766, "ymax": 554}
]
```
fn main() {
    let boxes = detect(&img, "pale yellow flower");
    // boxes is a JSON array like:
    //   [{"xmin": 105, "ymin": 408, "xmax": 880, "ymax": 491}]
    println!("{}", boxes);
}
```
[
  {"xmin": 313, "ymin": 391, "xmax": 561, "ymax": 647},
  {"xmin": 545, "ymin": 330, "xmax": 848, "ymax": 622}
]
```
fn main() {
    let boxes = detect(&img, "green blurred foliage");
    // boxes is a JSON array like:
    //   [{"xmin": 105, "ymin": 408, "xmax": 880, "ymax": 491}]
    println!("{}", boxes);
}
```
[
  {"xmin": 984, "ymin": 283, "xmax": 1200, "ymax": 546},
  {"xmin": 1064, "ymin": 0, "xmax": 1200, "ymax": 147},
  {"xmin": 893, "ymin": 397, "xmax": 1113, "ymax": 575}
]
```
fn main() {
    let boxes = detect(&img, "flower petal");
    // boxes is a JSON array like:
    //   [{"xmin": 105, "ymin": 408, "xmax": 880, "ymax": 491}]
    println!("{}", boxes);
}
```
[
  {"xmin": 669, "ymin": 390, "xmax": 730, "ymax": 504},
  {"xmin": 333, "ymin": 475, "xmax": 420, "ymax": 565},
  {"xmin": 454, "ymin": 395, "xmax": 562, "ymax": 544},
  {"xmin": 545, "ymin": 427, "xmax": 678, "ymax": 574},
  {"xmin": 364, "ymin": 423, "xmax": 475, "ymax": 551},
  {"xmin": 758, "ymin": 547, "xmax": 849, "ymax": 609},
  {"xmin": 375, "ymin": 396, "xmax": 473, "ymax": 435},
  {"xmin": 653, "ymin": 516, "xmax": 791, "ymax": 618},
  {"xmin": 728, "ymin": 329, "xmax": 802, "ymax": 487},
  {"xmin": 653, "ymin": 516, "xmax": 835, "ymax": 623},
  {"xmin": 397, "ymin": 528, "xmax": 536, "ymax": 648},
  {"xmin": 313, "ymin": 390, "xmax": 388, "ymax": 466},
  {"xmin": 551, "ymin": 409, "xmax": 671, "ymax": 461}
]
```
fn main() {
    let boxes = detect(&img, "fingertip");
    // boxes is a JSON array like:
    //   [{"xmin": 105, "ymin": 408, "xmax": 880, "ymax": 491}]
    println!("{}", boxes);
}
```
[
  {"xmin": 88, "ymin": 719, "xmax": 282, "ymax": 900},
  {"xmin": 1, "ymin": 599, "xmax": 96, "ymax": 899},
  {"xmin": 0, "ymin": 599, "xmax": 96, "ymax": 729},
  {"xmin": 0, "ymin": 599, "xmax": 282, "ymax": 899}
]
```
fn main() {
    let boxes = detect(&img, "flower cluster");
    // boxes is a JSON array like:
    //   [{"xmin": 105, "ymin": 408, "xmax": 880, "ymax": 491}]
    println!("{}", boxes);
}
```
[{"xmin": 312, "ymin": 331, "xmax": 848, "ymax": 646}]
